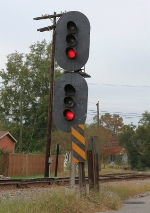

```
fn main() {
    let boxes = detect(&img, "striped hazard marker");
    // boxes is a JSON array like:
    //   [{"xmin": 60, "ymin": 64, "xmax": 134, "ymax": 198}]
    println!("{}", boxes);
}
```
[{"xmin": 71, "ymin": 124, "xmax": 86, "ymax": 163}]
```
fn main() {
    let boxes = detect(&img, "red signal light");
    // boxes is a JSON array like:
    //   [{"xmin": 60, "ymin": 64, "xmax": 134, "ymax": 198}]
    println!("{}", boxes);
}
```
[
  {"xmin": 64, "ymin": 109, "xmax": 75, "ymax": 121},
  {"xmin": 66, "ymin": 48, "xmax": 76, "ymax": 59}
]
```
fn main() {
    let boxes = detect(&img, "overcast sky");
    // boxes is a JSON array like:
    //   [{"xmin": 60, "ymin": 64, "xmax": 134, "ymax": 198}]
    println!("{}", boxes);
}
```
[{"xmin": 0, "ymin": 0, "xmax": 150, "ymax": 125}]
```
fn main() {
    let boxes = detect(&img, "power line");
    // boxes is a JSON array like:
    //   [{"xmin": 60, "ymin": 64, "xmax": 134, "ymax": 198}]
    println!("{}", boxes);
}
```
[
  {"xmin": 87, "ymin": 110, "xmax": 143, "ymax": 119},
  {"xmin": 88, "ymin": 83, "xmax": 150, "ymax": 88},
  {"xmin": 89, "ymin": 96, "xmax": 149, "ymax": 100}
]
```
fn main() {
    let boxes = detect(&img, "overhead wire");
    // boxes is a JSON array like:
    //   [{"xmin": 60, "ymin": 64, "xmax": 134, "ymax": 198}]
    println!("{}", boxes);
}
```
[{"xmin": 88, "ymin": 82, "xmax": 150, "ymax": 88}]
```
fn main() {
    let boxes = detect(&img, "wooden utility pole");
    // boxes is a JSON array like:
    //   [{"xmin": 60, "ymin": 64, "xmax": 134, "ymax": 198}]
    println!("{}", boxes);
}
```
[
  {"xmin": 19, "ymin": 87, "xmax": 23, "ymax": 152},
  {"xmin": 96, "ymin": 101, "xmax": 99, "ymax": 128},
  {"xmin": 45, "ymin": 13, "xmax": 56, "ymax": 177},
  {"xmin": 33, "ymin": 12, "xmax": 63, "ymax": 177}
]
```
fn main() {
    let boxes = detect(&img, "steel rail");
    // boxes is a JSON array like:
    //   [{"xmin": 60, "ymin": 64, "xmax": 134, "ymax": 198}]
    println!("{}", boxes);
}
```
[{"xmin": 0, "ymin": 173, "xmax": 150, "ymax": 189}]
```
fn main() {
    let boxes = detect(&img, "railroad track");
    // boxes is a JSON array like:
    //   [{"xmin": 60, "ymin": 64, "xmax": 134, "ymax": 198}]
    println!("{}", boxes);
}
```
[{"xmin": 0, "ymin": 173, "xmax": 150, "ymax": 189}]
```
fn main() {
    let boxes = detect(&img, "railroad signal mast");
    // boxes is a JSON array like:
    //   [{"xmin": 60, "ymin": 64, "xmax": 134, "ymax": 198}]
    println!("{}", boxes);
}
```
[
  {"xmin": 53, "ymin": 11, "xmax": 90, "ymax": 188},
  {"xmin": 33, "ymin": 11, "xmax": 90, "ymax": 182},
  {"xmin": 54, "ymin": 11, "xmax": 90, "ymax": 131}
]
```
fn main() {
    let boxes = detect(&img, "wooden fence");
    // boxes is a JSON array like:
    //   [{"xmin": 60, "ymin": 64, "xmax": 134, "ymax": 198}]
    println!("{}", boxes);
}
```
[{"xmin": 0, "ymin": 153, "xmax": 64, "ymax": 177}]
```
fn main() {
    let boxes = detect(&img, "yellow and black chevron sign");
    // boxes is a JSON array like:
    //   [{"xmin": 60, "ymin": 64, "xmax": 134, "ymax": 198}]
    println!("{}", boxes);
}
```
[{"xmin": 71, "ymin": 124, "xmax": 86, "ymax": 163}]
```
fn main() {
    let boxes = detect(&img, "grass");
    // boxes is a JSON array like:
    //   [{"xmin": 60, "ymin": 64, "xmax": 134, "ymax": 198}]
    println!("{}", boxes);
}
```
[
  {"xmin": 0, "ymin": 186, "xmax": 121, "ymax": 213},
  {"xmin": 0, "ymin": 180, "xmax": 150, "ymax": 213},
  {"xmin": 5, "ymin": 168, "xmax": 150, "ymax": 213},
  {"xmin": 99, "ymin": 168, "xmax": 133, "ymax": 175},
  {"xmin": 105, "ymin": 180, "xmax": 150, "ymax": 199}
]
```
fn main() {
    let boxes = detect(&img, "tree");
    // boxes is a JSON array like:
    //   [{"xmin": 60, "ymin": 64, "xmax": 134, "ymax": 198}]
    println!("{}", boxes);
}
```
[
  {"xmin": 135, "ymin": 123, "xmax": 150, "ymax": 168},
  {"xmin": 0, "ymin": 40, "xmax": 62, "ymax": 153},
  {"xmin": 118, "ymin": 124, "xmax": 138, "ymax": 169},
  {"xmin": 101, "ymin": 113, "xmax": 124, "ymax": 134},
  {"xmin": 118, "ymin": 122, "xmax": 150, "ymax": 170},
  {"xmin": 85, "ymin": 114, "xmax": 125, "ymax": 166},
  {"xmin": 85, "ymin": 114, "xmax": 124, "ymax": 167},
  {"xmin": 138, "ymin": 111, "xmax": 150, "ymax": 126}
]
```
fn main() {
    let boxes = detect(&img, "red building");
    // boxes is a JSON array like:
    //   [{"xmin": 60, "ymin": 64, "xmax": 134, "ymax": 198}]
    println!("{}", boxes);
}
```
[{"xmin": 0, "ymin": 131, "xmax": 17, "ymax": 153}]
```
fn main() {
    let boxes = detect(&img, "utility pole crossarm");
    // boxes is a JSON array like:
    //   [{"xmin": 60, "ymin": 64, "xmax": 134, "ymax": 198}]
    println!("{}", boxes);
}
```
[
  {"xmin": 37, "ymin": 25, "xmax": 56, "ymax": 32},
  {"xmin": 33, "ymin": 13, "xmax": 63, "ymax": 20}
]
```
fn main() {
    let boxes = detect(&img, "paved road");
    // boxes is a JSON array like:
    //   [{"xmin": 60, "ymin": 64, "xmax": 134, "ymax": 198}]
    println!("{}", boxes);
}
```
[{"xmin": 96, "ymin": 193, "xmax": 150, "ymax": 213}]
